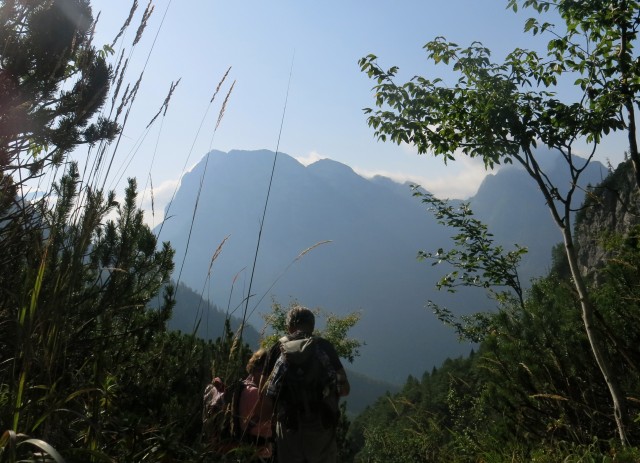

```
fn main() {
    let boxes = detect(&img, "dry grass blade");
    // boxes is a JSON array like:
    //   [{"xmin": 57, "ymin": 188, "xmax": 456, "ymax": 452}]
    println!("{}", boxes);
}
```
[
  {"xmin": 110, "ymin": 54, "xmax": 128, "ymax": 112},
  {"xmin": 149, "ymin": 174, "xmax": 155, "ymax": 220},
  {"xmin": 207, "ymin": 235, "xmax": 230, "ymax": 277},
  {"xmin": 0, "ymin": 429, "xmax": 17, "ymax": 454},
  {"xmin": 519, "ymin": 362, "xmax": 533, "ymax": 376},
  {"xmin": 210, "ymin": 66, "xmax": 232, "ymax": 103},
  {"xmin": 88, "ymin": 11, "xmax": 99, "ymax": 41},
  {"xmin": 226, "ymin": 267, "xmax": 246, "ymax": 314},
  {"xmin": 295, "ymin": 240, "xmax": 332, "ymax": 261},
  {"xmin": 247, "ymin": 240, "xmax": 332, "ymax": 319},
  {"xmin": 215, "ymin": 81, "xmax": 235, "ymax": 132},
  {"xmin": 121, "ymin": 73, "xmax": 143, "ymax": 116},
  {"xmin": 146, "ymin": 78, "xmax": 181, "ymax": 128},
  {"xmin": 115, "ymin": 82, "xmax": 130, "ymax": 120},
  {"xmin": 133, "ymin": 0, "xmax": 154, "ymax": 46},
  {"xmin": 111, "ymin": 0, "xmax": 139, "ymax": 47},
  {"xmin": 228, "ymin": 334, "xmax": 240, "ymax": 362},
  {"xmin": 103, "ymin": 72, "xmax": 144, "ymax": 187},
  {"xmin": 231, "ymin": 268, "xmax": 245, "ymax": 287},
  {"xmin": 386, "ymin": 395, "xmax": 402, "ymax": 417},
  {"xmin": 20, "ymin": 439, "xmax": 66, "ymax": 463},
  {"xmin": 155, "ymin": 67, "xmax": 235, "ymax": 240}
]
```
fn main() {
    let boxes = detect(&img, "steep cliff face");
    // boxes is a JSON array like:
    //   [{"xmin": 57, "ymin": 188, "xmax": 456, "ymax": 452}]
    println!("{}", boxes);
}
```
[{"xmin": 575, "ymin": 161, "xmax": 640, "ymax": 278}]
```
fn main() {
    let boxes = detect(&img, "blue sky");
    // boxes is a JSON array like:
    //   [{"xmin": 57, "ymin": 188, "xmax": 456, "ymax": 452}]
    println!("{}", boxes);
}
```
[{"xmin": 87, "ymin": 0, "xmax": 629, "ymax": 225}]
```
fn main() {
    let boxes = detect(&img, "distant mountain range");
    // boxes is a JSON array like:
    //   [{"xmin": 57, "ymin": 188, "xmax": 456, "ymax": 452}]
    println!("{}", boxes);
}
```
[{"xmin": 155, "ymin": 149, "xmax": 607, "ymax": 385}]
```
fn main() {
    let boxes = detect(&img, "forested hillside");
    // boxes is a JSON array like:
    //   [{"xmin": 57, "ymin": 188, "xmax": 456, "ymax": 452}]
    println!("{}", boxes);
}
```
[
  {"xmin": 165, "ymin": 282, "xmax": 261, "ymax": 347},
  {"xmin": 347, "ymin": 160, "xmax": 640, "ymax": 461}
]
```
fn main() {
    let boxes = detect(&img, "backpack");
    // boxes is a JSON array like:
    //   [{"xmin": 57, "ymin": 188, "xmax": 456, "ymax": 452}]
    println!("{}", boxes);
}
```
[
  {"xmin": 202, "ymin": 377, "xmax": 245, "ymax": 442},
  {"xmin": 276, "ymin": 336, "xmax": 339, "ymax": 429}
]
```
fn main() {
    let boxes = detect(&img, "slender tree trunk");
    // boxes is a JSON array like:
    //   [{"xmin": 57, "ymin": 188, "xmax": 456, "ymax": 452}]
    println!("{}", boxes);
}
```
[
  {"xmin": 562, "ymin": 227, "xmax": 629, "ymax": 445},
  {"xmin": 618, "ymin": 5, "xmax": 640, "ymax": 191},
  {"xmin": 624, "ymin": 100, "xmax": 640, "ymax": 191},
  {"xmin": 530, "ymin": 152, "xmax": 630, "ymax": 444}
]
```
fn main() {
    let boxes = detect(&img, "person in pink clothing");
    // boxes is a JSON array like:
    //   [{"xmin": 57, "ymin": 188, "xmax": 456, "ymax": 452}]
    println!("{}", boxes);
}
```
[{"xmin": 239, "ymin": 348, "xmax": 273, "ymax": 461}]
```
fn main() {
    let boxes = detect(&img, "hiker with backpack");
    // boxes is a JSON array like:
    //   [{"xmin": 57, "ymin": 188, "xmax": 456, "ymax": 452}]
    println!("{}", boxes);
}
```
[{"xmin": 261, "ymin": 306, "xmax": 350, "ymax": 463}]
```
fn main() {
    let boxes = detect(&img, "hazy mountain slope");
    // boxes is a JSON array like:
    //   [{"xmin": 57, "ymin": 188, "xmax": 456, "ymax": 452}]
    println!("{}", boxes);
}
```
[
  {"xmin": 343, "ymin": 369, "xmax": 400, "ymax": 416},
  {"xmin": 166, "ymin": 282, "xmax": 261, "ymax": 347},
  {"xmin": 156, "ymin": 149, "xmax": 607, "ymax": 384},
  {"xmin": 469, "ymin": 154, "xmax": 609, "ymax": 283}
]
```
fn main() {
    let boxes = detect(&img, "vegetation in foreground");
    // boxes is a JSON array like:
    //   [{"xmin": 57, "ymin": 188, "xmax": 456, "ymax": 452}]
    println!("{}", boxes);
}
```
[
  {"xmin": 348, "ymin": 168, "xmax": 640, "ymax": 461},
  {"xmin": 2, "ymin": 0, "xmax": 640, "ymax": 462}
]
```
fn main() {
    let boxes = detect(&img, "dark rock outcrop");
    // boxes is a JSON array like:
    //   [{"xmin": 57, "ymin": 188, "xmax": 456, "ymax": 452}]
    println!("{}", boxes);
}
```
[{"xmin": 575, "ymin": 160, "xmax": 640, "ymax": 280}]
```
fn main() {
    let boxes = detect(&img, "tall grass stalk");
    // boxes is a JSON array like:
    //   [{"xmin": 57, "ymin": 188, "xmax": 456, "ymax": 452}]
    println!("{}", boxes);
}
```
[
  {"xmin": 246, "ymin": 240, "xmax": 332, "ymax": 320},
  {"xmin": 0, "ymin": 430, "xmax": 66, "ymax": 463},
  {"xmin": 190, "ymin": 235, "xmax": 231, "ymax": 340},
  {"xmin": 239, "ymin": 52, "xmax": 295, "ymax": 345},
  {"xmin": 175, "ymin": 77, "xmax": 235, "ymax": 288},
  {"xmin": 155, "ymin": 66, "xmax": 232, "ymax": 240},
  {"xmin": 13, "ymin": 243, "xmax": 48, "ymax": 432}
]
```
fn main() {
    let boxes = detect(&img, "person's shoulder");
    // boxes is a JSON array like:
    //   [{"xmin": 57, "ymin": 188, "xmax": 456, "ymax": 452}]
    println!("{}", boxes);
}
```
[
  {"xmin": 313, "ymin": 336, "xmax": 339, "ymax": 355},
  {"xmin": 313, "ymin": 336, "xmax": 334, "ymax": 347}
]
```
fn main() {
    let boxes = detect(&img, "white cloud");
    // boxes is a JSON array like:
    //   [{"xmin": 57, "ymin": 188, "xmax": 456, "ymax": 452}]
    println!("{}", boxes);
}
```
[
  {"xmin": 421, "ymin": 165, "xmax": 490, "ymax": 199},
  {"xmin": 294, "ymin": 150, "xmax": 326, "ymax": 166},
  {"xmin": 138, "ymin": 178, "xmax": 180, "ymax": 228},
  {"xmin": 354, "ymin": 156, "xmax": 496, "ymax": 200}
]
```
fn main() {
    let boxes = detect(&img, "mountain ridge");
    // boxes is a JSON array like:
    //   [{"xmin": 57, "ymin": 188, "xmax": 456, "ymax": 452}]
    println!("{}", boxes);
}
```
[{"xmin": 157, "ymin": 148, "xmax": 607, "ymax": 384}]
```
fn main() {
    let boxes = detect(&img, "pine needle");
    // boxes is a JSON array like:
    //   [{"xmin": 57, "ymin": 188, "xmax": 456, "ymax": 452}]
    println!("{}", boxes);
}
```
[{"xmin": 529, "ymin": 394, "xmax": 568, "ymax": 401}]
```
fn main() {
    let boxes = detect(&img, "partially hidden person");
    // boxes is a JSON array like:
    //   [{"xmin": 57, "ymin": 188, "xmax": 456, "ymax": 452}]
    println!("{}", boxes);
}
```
[
  {"xmin": 202, "ymin": 349, "xmax": 274, "ymax": 461},
  {"xmin": 239, "ymin": 347, "xmax": 274, "ymax": 461}
]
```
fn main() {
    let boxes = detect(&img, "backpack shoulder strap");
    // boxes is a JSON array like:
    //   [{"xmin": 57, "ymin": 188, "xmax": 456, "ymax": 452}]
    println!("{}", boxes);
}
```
[{"xmin": 280, "ymin": 335, "xmax": 316, "ymax": 362}]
